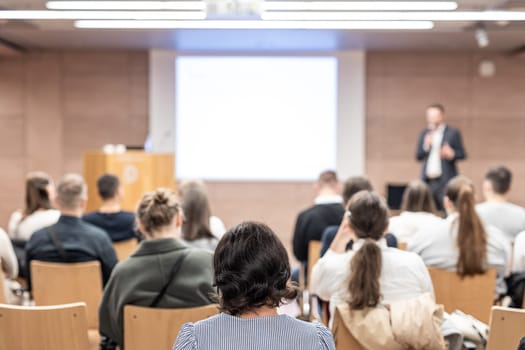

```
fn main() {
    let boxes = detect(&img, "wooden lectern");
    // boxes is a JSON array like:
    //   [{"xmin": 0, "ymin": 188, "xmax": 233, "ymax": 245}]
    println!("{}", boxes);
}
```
[{"xmin": 83, "ymin": 151, "xmax": 175, "ymax": 212}]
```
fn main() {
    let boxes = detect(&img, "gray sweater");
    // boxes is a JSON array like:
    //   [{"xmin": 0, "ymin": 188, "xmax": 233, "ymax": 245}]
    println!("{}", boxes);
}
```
[{"xmin": 99, "ymin": 237, "xmax": 216, "ymax": 347}]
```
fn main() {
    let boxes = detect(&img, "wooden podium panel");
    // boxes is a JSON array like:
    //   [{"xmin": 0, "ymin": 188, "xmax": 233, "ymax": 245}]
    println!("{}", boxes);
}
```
[{"xmin": 83, "ymin": 151, "xmax": 175, "ymax": 212}]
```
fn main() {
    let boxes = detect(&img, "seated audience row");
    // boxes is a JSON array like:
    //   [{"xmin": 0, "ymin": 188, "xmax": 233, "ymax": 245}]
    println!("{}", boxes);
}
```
[
  {"xmin": 99, "ymin": 188, "xmax": 216, "ymax": 348},
  {"xmin": 476, "ymin": 166, "xmax": 525, "ymax": 242},
  {"xmin": 388, "ymin": 179, "xmax": 442, "ymax": 243},
  {"xmin": 174, "ymin": 221, "xmax": 335, "ymax": 350},
  {"xmin": 8, "ymin": 172, "xmax": 60, "ymax": 241},
  {"xmin": 408, "ymin": 176, "xmax": 510, "ymax": 296},
  {"xmin": 178, "ymin": 180, "xmax": 226, "ymax": 252},
  {"xmin": 320, "ymin": 176, "xmax": 397, "ymax": 257},
  {"xmin": 312, "ymin": 191, "xmax": 433, "ymax": 326},
  {"xmin": 82, "ymin": 173, "xmax": 137, "ymax": 242},
  {"xmin": 25, "ymin": 174, "xmax": 118, "ymax": 290}
]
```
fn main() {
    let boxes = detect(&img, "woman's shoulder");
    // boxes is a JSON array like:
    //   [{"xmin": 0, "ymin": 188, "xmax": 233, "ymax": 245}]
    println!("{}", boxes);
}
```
[
  {"xmin": 174, "ymin": 323, "xmax": 197, "ymax": 350},
  {"xmin": 281, "ymin": 318, "xmax": 335, "ymax": 349}
]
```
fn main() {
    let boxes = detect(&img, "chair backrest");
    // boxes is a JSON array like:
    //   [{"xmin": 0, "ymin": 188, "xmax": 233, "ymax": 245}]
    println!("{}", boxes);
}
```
[
  {"xmin": 0, "ymin": 269, "xmax": 5, "ymax": 304},
  {"xmin": 113, "ymin": 239, "xmax": 138, "ymax": 261},
  {"xmin": 124, "ymin": 304, "xmax": 219, "ymax": 350},
  {"xmin": 307, "ymin": 240, "xmax": 322, "ymax": 290},
  {"xmin": 31, "ymin": 260, "xmax": 103, "ymax": 329},
  {"xmin": 487, "ymin": 306, "xmax": 525, "ymax": 350},
  {"xmin": 0, "ymin": 302, "xmax": 89, "ymax": 350},
  {"xmin": 428, "ymin": 267, "xmax": 496, "ymax": 323},
  {"xmin": 332, "ymin": 307, "xmax": 365, "ymax": 350}
]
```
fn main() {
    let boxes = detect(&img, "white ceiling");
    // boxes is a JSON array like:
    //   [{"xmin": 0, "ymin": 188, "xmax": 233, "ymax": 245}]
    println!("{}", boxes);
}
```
[{"xmin": 1, "ymin": 0, "xmax": 525, "ymax": 52}]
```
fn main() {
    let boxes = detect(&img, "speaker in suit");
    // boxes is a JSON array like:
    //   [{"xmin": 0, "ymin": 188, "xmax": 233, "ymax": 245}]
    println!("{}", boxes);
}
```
[{"xmin": 416, "ymin": 105, "xmax": 466, "ymax": 210}]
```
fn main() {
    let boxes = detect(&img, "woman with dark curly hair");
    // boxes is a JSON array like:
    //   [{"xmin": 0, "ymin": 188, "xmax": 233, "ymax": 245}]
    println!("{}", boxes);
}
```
[{"xmin": 173, "ymin": 221, "xmax": 335, "ymax": 350}]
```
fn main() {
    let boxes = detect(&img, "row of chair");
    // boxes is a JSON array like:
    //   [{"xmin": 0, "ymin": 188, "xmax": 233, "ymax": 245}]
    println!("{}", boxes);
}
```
[
  {"xmin": 0, "ymin": 302, "xmax": 218, "ymax": 350},
  {"xmin": 1, "ymin": 301, "xmax": 524, "ymax": 350}
]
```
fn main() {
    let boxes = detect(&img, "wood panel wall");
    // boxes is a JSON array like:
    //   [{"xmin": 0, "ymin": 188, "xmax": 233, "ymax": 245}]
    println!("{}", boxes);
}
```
[
  {"xmin": 0, "ymin": 50, "xmax": 148, "ymax": 227},
  {"xmin": 366, "ymin": 51, "xmax": 525, "ymax": 205}
]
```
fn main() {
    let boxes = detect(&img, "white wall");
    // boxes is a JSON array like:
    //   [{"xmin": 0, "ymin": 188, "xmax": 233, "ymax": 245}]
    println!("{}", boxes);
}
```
[{"xmin": 148, "ymin": 50, "xmax": 366, "ymax": 179}]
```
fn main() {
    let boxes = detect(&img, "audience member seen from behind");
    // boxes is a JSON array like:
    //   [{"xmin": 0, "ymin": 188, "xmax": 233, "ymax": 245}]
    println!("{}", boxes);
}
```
[
  {"xmin": 174, "ymin": 221, "xmax": 335, "ymax": 350},
  {"xmin": 179, "ymin": 180, "xmax": 226, "ymax": 251},
  {"xmin": 25, "ymin": 174, "xmax": 118, "ymax": 290},
  {"xmin": 312, "ymin": 191, "xmax": 433, "ymax": 325},
  {"xmin": 8, "ymin": 171, "xmax": 60, "ymax": 241},
  {"xmin": 99, "ymin": 188, "xmax": 215, "ymax": 348},
  {"xmin": 388, "ymin": 180, "xmax": 443, "ymax": 243},
  {"xmin": 476, "ymin": 166, "xmax": 525, "ymax": 242},
  {"xmin": 320, "ymin": 177, "xmax": 397, "ymax": 256},
  {"xmin": 292, "ymin": 170, "xmax": 344, "ymax": 266},
  {"xmin": 408, "ymin": 176, "xmax": 510, "ymax": 296},
  {"xmin": 83, "ymin": 173, "xmax": 138, "ymax": 242},
  {"xmin": 0, "ymin": 227, "xmax": 19, "ymax": 303}
]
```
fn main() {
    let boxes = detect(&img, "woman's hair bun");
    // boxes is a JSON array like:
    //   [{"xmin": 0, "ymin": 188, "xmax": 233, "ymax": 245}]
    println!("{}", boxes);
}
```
[{"xmin": 153, "ymin": 190, "xmax": 169, "ymax": 205}]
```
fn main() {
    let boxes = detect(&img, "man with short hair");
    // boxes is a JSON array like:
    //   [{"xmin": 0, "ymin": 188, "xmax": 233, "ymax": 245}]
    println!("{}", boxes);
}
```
[
  {"xmin": 26, "ymin": 174, "xmax": 118, "ymax": 290},
  {"xmin": 477, "ymin": 166, "xmax": 525, "ymax": 242},
  {"xmin": 292, "ymin": 170, "xmax": 344, "ymax": 265},
  {"xmin": 83, "ymin": 173, "xmax": 137, "ymax": 242},
  {"xmin": 416, "ymin": 103, "xmax": 466, "ymax": 210}
]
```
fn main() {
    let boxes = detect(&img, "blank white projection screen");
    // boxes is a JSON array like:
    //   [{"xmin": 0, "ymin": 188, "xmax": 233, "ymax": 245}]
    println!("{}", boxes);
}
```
[{"xmin": 175, "ymin": 56, "xmax": 337, "ymax": 181}]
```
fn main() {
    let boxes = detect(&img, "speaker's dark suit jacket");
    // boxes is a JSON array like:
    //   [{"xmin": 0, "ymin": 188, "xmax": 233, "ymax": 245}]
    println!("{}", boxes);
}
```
[{"xmin": 416, "ymin": 125, "xmax": 466, "ymax": 184}]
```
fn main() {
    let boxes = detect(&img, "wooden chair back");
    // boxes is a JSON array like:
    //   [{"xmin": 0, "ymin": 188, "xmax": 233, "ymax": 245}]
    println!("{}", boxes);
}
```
[
  {"xmin": 332, "ymin": 306, "xmax": 365, "ymax": 350},
  {"xmin": 31, "ymin": 260, "xmax": 103, "ymax": 329},
  {"xmin": 113, "ymin": 239, "xmax": 138, "ymax": 261},
  {"xmin": 487, "ymin": 306, "xmax": 525, "ymax": 350},
  {"xmin": 428, "ymin": 267, "xmax": 496, "ymax": 323},
  {"xmin": 124, "ymin": 304, "xmax": 219, "ymax": 350},
  {"xmin": 0, "ymin": 302, "xmax": 89, "ymax": 350},
  {"xmin": 307, "ymin": 240, "xmax": 322, "ymax": 290}
]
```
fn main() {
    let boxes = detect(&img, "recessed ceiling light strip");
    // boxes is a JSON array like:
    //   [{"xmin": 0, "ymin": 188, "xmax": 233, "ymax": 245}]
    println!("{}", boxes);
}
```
[
  {"xmin": 0, "ymin": 10, "xmax": 206, "ymax": 20},
  {"xmin": 262, "ymin": 1, "xmax": 458, "ymax": 11},
  {"xmin": 46, "ymin": 1, "xmax": 457, "ymax": 11},
  {"xmin": 261, "ymin": 10, "xmax": 525, "ymax": 21},
  {"xmin": 47, "ymin": 1, "xmax": 206, "ymax": 10},
  {"xmin": 74, "ymin": 19, "xmax": 435, "ymax": 29}
]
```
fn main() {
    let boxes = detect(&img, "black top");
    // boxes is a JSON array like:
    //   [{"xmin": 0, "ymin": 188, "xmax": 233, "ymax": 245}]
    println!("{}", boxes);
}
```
[
  {"xmin": 26, "ymin": 215, "xmax": 118, "ymax": 290},
  {"xmin": 292, "ymin": 203, "xmax": 344, "ymax": 263},
  {"xmin": 83, "ymin": 211, "xmax": 137, "ymax": 242}
]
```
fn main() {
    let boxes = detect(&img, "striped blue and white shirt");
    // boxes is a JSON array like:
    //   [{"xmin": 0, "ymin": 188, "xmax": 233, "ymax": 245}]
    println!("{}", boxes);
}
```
[{"xmin": 173, "ymin": 313, "xmax": 335, "ymax": 350}]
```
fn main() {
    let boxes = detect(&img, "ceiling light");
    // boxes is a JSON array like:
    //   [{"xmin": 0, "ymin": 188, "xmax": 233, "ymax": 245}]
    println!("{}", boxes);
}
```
[
  {"xmin": 261, "ymin": 10, "xmax": 525, "ymax": 21},
  {"xmin": 75, "ymin": 19, "xmax": 435, "ymax": 30},
  {"xmin": 47, "ymin": 1, "xmax": 205, "ymax": 10},
  {"xmin": 263, "ymin": 1, "xmax": 458, "ymax": 11},
  {"xmin": 47, "ymin": 1, "xmax": 457, "ymax": 12},
  {"xmin": 0, "ymin": 10, "xmax": 206, "ymax": 20}
]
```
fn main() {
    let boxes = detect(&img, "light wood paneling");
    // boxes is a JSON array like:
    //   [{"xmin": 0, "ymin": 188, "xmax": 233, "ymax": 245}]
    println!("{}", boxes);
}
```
[
  {"xmin": 0, "ymin": 50, "xmax": 149, "ymax": 227},
  {"xmin": 366, "ymin": 51, "xmax": 525, "ymax": 206}
]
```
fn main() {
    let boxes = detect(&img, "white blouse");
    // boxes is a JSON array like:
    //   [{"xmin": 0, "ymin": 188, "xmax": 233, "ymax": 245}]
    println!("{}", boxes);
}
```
[
  {"xmin": 388, "ymin": 211, "xmax": 444, "ymax": 243},
  {"xmin": 0, "ymin": 228, "xmax": 18, "ymax": 278},
  {"xmin": 8, "ymin": 209, "xmax": 60, "ymax": 241},
  {"xmin": 512, "ymin": 231, "xmax": 525, "ymax": 273},
  {"xmin": 407, "ymin": 213, "xmax": 511, "ymax": 295},
  {"xmin": 311, "ymin": 239, "xmax": 434, "ymax": 325},
  {"xmin": 209, "ymin": 216, "xmax": 226, "ymax": 239}
]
